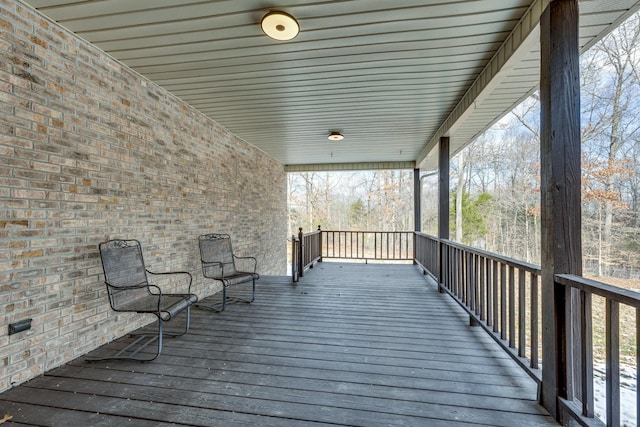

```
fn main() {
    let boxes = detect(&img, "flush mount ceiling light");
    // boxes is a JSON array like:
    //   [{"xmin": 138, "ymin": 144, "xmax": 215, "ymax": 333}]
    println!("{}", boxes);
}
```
[
  {"xmin": 261, "ymin": 11, "xmax": 299, "ymax": 41},
  {"xmin": 328, "ymin": 131, "xmax": 344, "ymax": 141}
]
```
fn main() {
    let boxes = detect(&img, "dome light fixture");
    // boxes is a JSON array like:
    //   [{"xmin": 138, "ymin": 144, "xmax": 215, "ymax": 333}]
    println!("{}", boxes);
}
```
[
  {"xmin": 328, "ymin": 131, "xmax": 344, "ymax": 141},
  {"xmin": 261, "ymin": 11, "xmax": 299, "ymax": 41}
]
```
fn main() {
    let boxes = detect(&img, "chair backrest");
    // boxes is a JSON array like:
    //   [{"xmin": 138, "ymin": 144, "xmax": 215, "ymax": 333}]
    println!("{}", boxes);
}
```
[
  {"xmin": 198, "ymin": 234, "xmax": 236, "ymax": 278},
  {"xmin": 99, "ymin": 239, "xmax": 150, "ymax": 309}
]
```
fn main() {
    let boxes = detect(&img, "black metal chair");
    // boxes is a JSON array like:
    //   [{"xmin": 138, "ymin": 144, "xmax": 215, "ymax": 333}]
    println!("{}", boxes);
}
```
[
  {"xmin": 88, "ymin": 239, "xmax": 198, "ymax": 362},
  {"xmin": 198, "ymin": 233, "xmax": 259, "ymax": 311}
]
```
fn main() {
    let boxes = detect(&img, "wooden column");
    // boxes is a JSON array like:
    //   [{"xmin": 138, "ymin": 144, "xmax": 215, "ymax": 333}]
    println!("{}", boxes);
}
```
[
  {"xmin": 539, "ymin": 0, "xmax": 581, "ymax": 420},
  {"xmin": 414, "ymin": 168, "xmax": 421, "ymax": 232},
  {"xmin": 413, "ymin": 168, "xmax": 421, "ymax": 265},
  {"xmin": 438, "ymin": 137, "xmax": 450, "ymax": 291},
  {"xmin": 317, "ymin": 225, "xmax": 322, "ymax": 262},
  {"xmin": 438, "ymin": 137, "xmax": 450, "ymax": 240},
  {"xmin": 298, "ymin": 227, "xmax": 305, "ymax": 278}
]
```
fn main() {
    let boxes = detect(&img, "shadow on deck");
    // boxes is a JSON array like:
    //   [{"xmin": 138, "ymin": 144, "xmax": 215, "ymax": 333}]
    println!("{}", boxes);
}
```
[{"xmin": 0, "ymin": 262, "xmax": 557, "ymax": 426}]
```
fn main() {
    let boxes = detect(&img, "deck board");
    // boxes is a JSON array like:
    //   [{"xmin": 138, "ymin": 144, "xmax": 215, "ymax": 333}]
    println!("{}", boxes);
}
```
[{"xmin": 0, "ymin": 262, "xmax": 557, "ymax": 426}]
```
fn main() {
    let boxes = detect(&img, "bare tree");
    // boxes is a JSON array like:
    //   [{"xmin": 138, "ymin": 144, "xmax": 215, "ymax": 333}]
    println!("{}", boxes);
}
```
[{"xmin": 581, "ymin": 13, "xmax": 640, "ymax": 275}]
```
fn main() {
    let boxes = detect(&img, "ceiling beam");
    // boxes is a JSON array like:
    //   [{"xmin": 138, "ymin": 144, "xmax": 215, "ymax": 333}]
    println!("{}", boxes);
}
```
[{"xmin": 285, "ymin": 161, "xmax": 416, "ymax": 172}]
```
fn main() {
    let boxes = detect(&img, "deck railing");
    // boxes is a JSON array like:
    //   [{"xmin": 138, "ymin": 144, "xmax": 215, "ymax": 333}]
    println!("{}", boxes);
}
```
[
  {"xmin": 415, "ymin": 232, "xmax": 542, "ymax": 384},
  {"xmin": 321, "ymin": 230, "xmax": 414, "ymax": 262},
  {"xmin": 554, "ymin": 274, "xmax": 640, "ymax": 427},
  {"xmin": 296, "ymin": 228, "xmax": 638, "ymax": 426},
  {"xmin": 292, "ymin": 227, "xmax": 322, "ymax": 280},
  {"xmin": 414, "ymin": 231, "xmax": 438, "ymax": 276},
  {"xmin": 414, "ymin": 231, "xmax": 640, "ymax": 427}
]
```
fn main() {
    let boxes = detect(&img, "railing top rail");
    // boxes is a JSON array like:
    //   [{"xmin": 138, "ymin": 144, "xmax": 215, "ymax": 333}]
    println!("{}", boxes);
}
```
[
  {"xmin": 415, "ymin": 232, "xmax": 540, "ymax": 273},
  {"xmin": 439, "ymin": 238, "xmax": 541, "ymax": 274},
  {"xmin": 316, "ymin": 230, "xmax": 569, "ymax": 276},
  {"xmin": 322, "ymin": 230, "xmax": 413, "ymax": 234},
  {"xmin": 414, "ymin": 231, "xmax": 437, "ymax": 239},
  {"xmin": 556, "ymin": 273, "xmax": 640, "ymax": 308}
]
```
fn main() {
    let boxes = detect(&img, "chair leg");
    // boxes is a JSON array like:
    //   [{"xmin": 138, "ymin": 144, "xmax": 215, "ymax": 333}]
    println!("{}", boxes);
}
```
[
  {"xmin": 196, "ymin": 280, "xmax": 256, "ymax": 312},
  {"xmin": 226, "ymin": 281, "xmax": 254, "ymax": 305},
  {"xmin": 162, "ymin": 306, "xmax": 192, "ymax": 337},
  {"xmin": 86, "ymin": 316, "xmax": 163, "ymax": 362},
  {"xmin": 86, "ymin": 309, "xmax": 191, "ymax": 362},
  {"xmin": 195, "ymin": 287, "xmax": 227, "ymax": 312},
  {"xmin": 232, "ymin": 280, "xmax": 255, "ymax": 304}
]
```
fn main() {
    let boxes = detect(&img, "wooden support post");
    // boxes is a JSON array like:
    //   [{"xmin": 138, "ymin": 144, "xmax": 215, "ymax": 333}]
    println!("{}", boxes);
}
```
[
  {"xmin": 539, "ymin": 0, "xmax": 582, "ymax": 420},
  {"xmin": 298, "ymin": 227, "xmax": 304, "ymax": 278},
  {"xmin": 414, "ymin": 168, "xmax": 421, "ymax": 265},
  {"xmin": 317, "ymin": 225, "xmax": 322, "ymax": 262},
  {"xmin": 414, "ymin": 168, "xmax": 421, "ymax": 233},
  {"xmin": 291, "ymin": 234, "xmax": 299, "ymax": 283},
  {"xmin": 438, "ymin": 137, "xmax": 450, "ymax": 293}
]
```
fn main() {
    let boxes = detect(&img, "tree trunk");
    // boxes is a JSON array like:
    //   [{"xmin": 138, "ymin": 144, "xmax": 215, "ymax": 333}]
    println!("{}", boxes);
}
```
[{"xmin": 602, "ymin": 73, "xmax": 624, "ymax": 276}]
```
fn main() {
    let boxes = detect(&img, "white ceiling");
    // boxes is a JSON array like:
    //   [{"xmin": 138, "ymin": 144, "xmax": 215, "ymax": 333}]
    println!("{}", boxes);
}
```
[{"xmin": 22, "ymin": 0, "xmax": 640, "ymax": 170}]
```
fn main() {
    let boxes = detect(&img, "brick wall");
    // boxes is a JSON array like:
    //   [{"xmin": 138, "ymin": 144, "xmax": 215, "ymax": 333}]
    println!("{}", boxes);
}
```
[{"xmin": 0, "ymin": 0, "xmax": 288, "ymax": 392}]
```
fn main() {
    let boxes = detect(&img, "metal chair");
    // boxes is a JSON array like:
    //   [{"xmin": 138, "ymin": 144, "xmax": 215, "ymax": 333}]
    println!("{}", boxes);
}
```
[
  {"xmin": 88, "ymin": 239, "xmax": 198, "ymax": 362},
  {"xmin": 198, "ymin": 233, "xmax": 259, "ymax": 311}
]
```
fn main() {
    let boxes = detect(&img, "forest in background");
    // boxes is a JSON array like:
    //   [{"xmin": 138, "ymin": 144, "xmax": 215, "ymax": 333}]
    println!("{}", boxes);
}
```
[{"xmin": 288, "ymin": 12, "xmax": 640, "ymax": 282}]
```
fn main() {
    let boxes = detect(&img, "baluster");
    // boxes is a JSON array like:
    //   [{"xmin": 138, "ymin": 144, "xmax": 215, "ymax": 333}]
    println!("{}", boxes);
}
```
[
  {"xmin": 453, "ymin": 247, "xmax": 457, "ymax": 294},
  {"xmin": 479, "ymin": 255, "xmax": 486, "ymax": 321},
  {"xmin": 531, "ymin": 272, "xmax": 539, "ymax": 369},
  {"xmin": 486, "ymin": 259, "xmax": 493, "ymax": 327},
  {"xmin": 386, "ymin": 232, "xmax": 390, "ymax": 259},
  {"xmin": 465, "ymin": 251, "xmax": 471, "ymax": 306},
  {"xmin": 374, "ymin": 232, "xmax": 378, "ymax": 260},
  {"xmin": 518, "ymin": 269, "xmax": 526, "ymax": 357},
  {"xmin": 457, "ymin": 248, "xmax": 462, "ymax": 297},
  {"xmin": 493, "ymin": 260, "xmax": 499, "ymax": 333},
  {"xmin": 606, "ymin": 299, "xmax": 620, "ymax": 427},
  {"xmin": 509, "ymin": 265, "xmax": 515, "ymax": 347},
  {"xmin": 500, "ymin": 263, "xmax": 507, "ymax": 340},
  {"xmin": 470, "ymin": 253, "xmax": 477, "ymax": 314},
  {"xmin": 580, "ymin": 290, "xmax": 593, "ymax": 418},
  {"xmin": 451, "ymin": 247, "xmax": 455, "ymax": 294},
  {"xmin": 349, "ymin": 231, "xmax": 353, "ymax": 258},
  {"xmin": 443, "ymin": 244, "xmax": 449, "ymax": 290}
]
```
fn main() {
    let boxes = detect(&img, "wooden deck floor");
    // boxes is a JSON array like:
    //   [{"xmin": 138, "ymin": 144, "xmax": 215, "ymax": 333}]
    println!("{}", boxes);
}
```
[{"xmin": 0, "ymin": 262, "xmax": 557, "ymax": 426}]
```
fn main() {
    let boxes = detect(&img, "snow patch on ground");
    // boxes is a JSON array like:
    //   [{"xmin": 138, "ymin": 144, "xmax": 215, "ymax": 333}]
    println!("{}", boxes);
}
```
[{"xmin": 593, "ymin": 364, "xmax": 636, "ymax": 427}]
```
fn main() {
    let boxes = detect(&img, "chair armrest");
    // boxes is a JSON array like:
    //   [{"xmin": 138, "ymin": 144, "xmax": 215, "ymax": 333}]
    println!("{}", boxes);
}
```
[
  {"xmin": 144, "ymin": 283, "xmax": 163, "ymax": 296},
  {"xmin": 200, "ymin": 259, "xmax": 223, "ymax": 267},
  {"xmin": 105, "ymin": 282, "xmax": 150, "ymax": 291},
  {"xmin": 233, "ymin": 255, "xmax": 257, "ymax": 273},
  {"xmin": 105, "ymin": 282, "xmax": 163, "ymax": 313},
  {"xmin": 201, "ymin": 261, "xmax": 224, "ymax": 279},
  {"xmin": 147, "ymin": 270, "xmax": 193, "ymax": 294}
]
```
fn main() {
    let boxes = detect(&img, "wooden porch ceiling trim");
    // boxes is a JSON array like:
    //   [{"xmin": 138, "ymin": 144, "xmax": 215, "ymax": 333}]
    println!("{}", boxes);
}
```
[
  {"xmin": 418, "ymin": 0, "xmax": 640, "ymax": 170},
  {"xmin": 416, "ymin": 0, "xmax": 548, "ymax": 169}
]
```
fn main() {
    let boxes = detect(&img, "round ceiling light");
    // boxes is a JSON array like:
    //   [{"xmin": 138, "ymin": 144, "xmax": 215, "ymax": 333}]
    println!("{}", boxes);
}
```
[
  {"xmin": 328, "ymin": 131, "xmax": 344, "ymax": 141},
  {"xmin": 261, "ymin": 11, "xmax": 299, "ymax": 41}
]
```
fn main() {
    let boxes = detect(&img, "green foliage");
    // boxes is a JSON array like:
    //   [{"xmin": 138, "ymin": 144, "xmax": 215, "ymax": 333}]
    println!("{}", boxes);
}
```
[
  {"xmin": 348, "ymin": 198, "xmax": 366, "ymax": 229},
  {"xmin": 619, "ymin": 237, "xmax": 640, "ymax": 253},
  {"xmin": 450, "ymin": 190, "xmax": 494, "ymax": 244}
]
